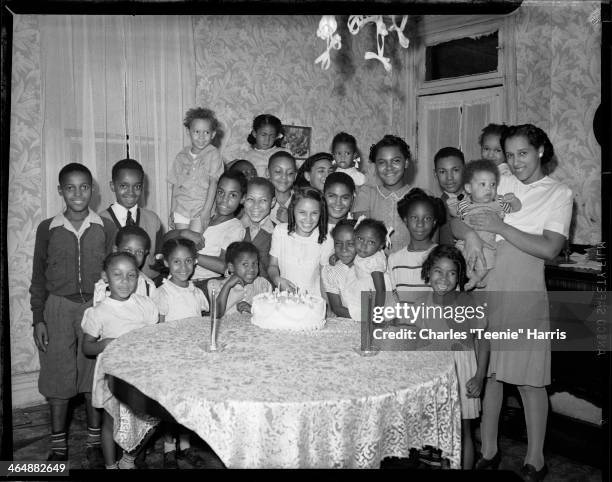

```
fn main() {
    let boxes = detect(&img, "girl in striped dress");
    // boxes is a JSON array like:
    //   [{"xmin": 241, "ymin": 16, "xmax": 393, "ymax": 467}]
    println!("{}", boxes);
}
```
[{"xmin": 388, "ymin": 188, "xmax": 446, "ymax": 300}]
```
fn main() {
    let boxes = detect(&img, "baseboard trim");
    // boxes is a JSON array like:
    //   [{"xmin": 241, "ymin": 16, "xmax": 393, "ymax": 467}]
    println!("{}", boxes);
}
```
[{"xmin": 12, "ymin": 372, "xmax": 45, "ymax": 409}]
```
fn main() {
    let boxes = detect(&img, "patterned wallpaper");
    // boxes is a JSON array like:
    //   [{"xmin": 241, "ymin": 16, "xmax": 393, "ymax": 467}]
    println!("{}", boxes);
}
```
[
  {"xmin": 193, "ymin": 15, "xmax": 397, "ymax": 164},
  {"xmin": 515, "ymin": 1, "xmax": 601, "ymax": 244},
  {"xmin": 9, "ymin": 15, "xmax": 43, "ymax": 375}
]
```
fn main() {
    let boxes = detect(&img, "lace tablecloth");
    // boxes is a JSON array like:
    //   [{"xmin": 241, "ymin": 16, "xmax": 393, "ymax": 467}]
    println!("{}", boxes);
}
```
[{"xmin": 98, "ymin": 315, "xmax": 461, "ymax": 468}]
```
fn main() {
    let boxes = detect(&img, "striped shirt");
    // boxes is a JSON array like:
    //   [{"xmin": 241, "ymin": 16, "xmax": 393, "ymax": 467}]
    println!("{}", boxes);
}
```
[{"xmin": 387, "ymin": 244, "xmax": 437, "ymax": 291}]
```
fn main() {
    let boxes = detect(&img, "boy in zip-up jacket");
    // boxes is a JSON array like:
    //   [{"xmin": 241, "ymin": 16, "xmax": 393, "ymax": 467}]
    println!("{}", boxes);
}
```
[{"xmin": 29, "ymin": 163, "xmax": 114, "ymax": 467}]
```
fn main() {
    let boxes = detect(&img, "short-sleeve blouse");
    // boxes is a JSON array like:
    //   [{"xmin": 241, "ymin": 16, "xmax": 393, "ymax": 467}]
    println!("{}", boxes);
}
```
[
  {"xmin": 269, "ymin": 223, "xmax": 334, "ymax": 296},
  {"xmin": 81, "ymin": 294, "xmax": 158, "ymax": 339},
  {"xmin": 496, "ymin": 166, "xmax": 573, "ymax": 240},
  {"xmin": 153, "ymin": 279, "xmax": 209, "ymax": 321},
  {"xmin": 354, "ymin": 251, "xmax": 387, "ymax": 277}
]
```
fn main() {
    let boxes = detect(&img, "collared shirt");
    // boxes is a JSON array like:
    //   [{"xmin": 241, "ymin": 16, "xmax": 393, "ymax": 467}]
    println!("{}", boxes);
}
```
[
  {"xmin": 108, "ymin": 203, "xmax": 139, "ymax": 227},
  {"xmin": 168, "ymin": 144, "xmax": 224, "ymax": 218},
  {"xmin": 49, "ymin": 208, "xmax": 104, "ymax": 240},
  {"xmin": 241, "ymin": 214, "xmax": 275, "ymax": 240},
  {"xmin": 270, "ymin": 192, "xmax": 293, "ymax": 225},
  {"xmin": 496, "ymin": 173, "xmax": 572, "ymax": 241}
]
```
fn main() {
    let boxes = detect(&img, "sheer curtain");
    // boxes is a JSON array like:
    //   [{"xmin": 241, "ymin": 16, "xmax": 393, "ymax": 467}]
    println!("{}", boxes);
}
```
[{"xmin": 40, "ymin": 15, "xmax": 195, "ymax": 226}]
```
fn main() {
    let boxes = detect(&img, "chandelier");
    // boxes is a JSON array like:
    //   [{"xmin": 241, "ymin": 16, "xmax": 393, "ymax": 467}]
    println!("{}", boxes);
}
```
[{"xmin": 315, "ymin": 15, "xmax": 410, "ymax": 72}]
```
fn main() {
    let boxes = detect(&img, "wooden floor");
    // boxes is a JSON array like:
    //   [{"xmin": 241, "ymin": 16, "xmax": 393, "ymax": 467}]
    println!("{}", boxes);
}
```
[{"xmin": 10, "ymin": 397, "xmax": 603, "ymax": 478}]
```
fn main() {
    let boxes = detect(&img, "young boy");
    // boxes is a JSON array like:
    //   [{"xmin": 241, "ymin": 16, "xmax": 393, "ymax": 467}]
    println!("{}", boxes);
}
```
[
  {"xmin": 241, "ymin": 177, "xmax": 276, "ymax": 280},
  {"xmin": 433, "ymin": 147, "xmax": 466, "ymax": 245},
  {"xmin": 266, "ymin": 151, "xmax": 296, "ymax": 225},
  {"xmin": 30, "ymin": 163, "xmax": 115, "ymax": 466},
  {"xmin": 100, "ymin": 158, "xmax": 164, "ymax": 283}
]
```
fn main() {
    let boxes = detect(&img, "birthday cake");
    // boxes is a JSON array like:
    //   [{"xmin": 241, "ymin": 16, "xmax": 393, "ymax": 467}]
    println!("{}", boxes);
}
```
[{"xmin": 251, "ymin": 290, "xmax": 327, "ymax": 331}]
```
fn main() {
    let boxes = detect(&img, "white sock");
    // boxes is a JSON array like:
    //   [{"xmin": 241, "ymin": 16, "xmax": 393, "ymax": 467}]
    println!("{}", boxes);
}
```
[
  {"xmin": 105, "ymin": 462, "xmax": 119, "ymax": 469},
  {"xmin": 178, "ymin": 433, "xmax": 190, "ymax": 451},
  {"xmin": 163, "ymin": 441, "xmax": 176, "ymax": 453}
]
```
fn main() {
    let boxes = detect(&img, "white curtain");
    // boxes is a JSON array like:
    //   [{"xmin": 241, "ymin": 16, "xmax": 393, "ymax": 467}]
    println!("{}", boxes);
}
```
[{"xmin": 40, "ymin": 15, "xmax": 195, "ymax": 227}]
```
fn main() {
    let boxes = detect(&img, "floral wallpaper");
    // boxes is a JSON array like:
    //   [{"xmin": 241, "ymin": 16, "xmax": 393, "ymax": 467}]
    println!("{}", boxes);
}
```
[
  {"xmin": 515, "ymin": 1, "xmax": 601, "ymax": 244},
  {"xmin": 9, "ymin": 14, "xmax": 43, "ymax": 375},
  {"xmin": 193, "ymin": 16, "xmax": 398, "ymax": 165}
]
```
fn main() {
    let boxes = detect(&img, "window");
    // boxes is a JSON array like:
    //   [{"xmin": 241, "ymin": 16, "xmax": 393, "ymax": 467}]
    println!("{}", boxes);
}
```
[{"xmin": 425, "ymin": 31, "xmax": 499, "ymax": 81}]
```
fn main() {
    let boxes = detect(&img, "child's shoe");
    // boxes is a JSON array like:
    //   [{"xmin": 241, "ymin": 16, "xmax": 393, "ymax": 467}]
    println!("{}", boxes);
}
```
[
  {"xmin": 47, "ymin": 451, "xmax": 68, "ymax": 461},
  {"xmin": 178, "ymin": 447, "xmax": 207, "ymax": 469},
  {"xmin": 85, "ymin": 446, "xmax": 105, "ymax": 469},
  {"xmin": 163, "ymin": 450, "xmax": 179, "ymax": 469}
]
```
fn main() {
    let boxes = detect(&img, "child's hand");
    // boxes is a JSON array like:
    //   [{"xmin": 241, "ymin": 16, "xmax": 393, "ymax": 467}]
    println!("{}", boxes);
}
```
[
  {"xmin": 227, "ymin": 274, "xmax": 244, "ymax": 288},
  {"xmin": 502, "ymin": 193, "xmax": 517, "ymax": 203},
  {"xmin": 329, "ymin": 253, "xmax": 338, "ymax": 266},
  {"xmin": 467, "ymin": 211, "xmax": 505, "ymax": 235},
  {"xmin": 33, "ymin": 322, "xmax": 49, "ymax": 352},
  {"xmin": 276, "ymin": 206, "xmax": 289, "ymax": 224},
  {"xmin": 179, "ymin": 229, "xmax": 205, "ymax": 249},
  {"xmin": 466, "ymin": 375, "xmax": 485, "ymax": 398},
  {"xmin": 236, "ymin": 301, "xmax": 252, "ymax": 314},
  {"xmin": 277, "ymin": 277, "xmax": 297, "ymax": 293}
]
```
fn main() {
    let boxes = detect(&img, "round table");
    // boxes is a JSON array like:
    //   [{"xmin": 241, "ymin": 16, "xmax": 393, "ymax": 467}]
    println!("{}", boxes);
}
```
[{"xmin": 97, "ymin": 315, "xmax": 461, "ymax": 468}]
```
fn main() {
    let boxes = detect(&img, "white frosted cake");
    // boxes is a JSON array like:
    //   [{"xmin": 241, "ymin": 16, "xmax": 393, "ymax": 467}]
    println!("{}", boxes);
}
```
[{"xmin": 251, "ymin": 290, "xmax": 327, "ymax": 331}]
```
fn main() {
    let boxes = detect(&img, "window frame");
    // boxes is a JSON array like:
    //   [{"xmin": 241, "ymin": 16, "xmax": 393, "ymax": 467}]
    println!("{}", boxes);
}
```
[{"xmin": 414, "ymin": 15, "xmax": 517, "ymax": 120}]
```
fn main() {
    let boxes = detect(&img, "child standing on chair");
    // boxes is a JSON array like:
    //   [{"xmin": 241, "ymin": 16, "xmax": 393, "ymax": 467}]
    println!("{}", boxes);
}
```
[
  {"xmin": 331, "ymin": 132, "xmax": 365, "ymax": 187},
  {"xmin": 238, "ymin": 114, "xmax": 285, "ymax": 177},
  {"xmin": 168, "ymin": 107, "xmax": 224, "ymax": 233},
  {"xmin": 83, "ymin": 252, "xmax": 159, "ymax": 469},
  {"xmin": 100, "ymin": 158, "xmax": 164, "ymax": 281},
  {"xmin": 29, "ymin": 163, "xmax": 115, "ymax": 466}
]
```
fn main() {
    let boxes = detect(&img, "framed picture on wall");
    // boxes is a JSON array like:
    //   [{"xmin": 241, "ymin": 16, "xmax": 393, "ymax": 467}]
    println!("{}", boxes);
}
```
[{"xmin": 280, "ymin": 125, "xmax": 312, "ymax": 161}]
